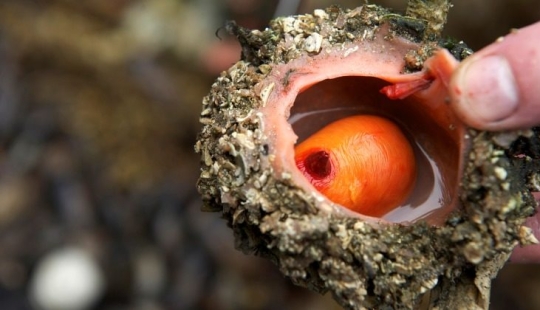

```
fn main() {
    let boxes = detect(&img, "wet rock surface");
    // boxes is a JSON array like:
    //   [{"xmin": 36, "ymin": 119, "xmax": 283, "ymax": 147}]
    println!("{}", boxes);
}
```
[{"xmin": 0, "ymin": 0, "xmax": 539, "ymax": 310}]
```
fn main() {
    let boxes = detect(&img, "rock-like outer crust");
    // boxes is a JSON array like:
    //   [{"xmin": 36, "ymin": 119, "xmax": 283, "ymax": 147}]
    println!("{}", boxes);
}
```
[{"xmin": 195, "ymin": 5, "xmax": 540, "ymax": 310}]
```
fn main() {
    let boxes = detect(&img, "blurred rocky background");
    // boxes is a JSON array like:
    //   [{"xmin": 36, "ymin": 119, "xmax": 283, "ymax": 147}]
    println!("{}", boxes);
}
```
[{"xmin": 0, "ymin": 0, "xmax": 538, "ymax": 309}]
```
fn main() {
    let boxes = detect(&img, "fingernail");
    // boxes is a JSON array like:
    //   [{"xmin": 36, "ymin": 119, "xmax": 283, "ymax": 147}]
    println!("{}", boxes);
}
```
[{"xmin": 455, "ymin": 55, "xmax": 519, "ymax": 123}]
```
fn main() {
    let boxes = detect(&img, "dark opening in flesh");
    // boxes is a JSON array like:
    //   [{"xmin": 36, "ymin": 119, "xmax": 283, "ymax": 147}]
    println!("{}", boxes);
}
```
[
  {"xmin": 289, "ymin": 76, "xmax": 461, "ymax": 224},
  {"xmin": 304, "ymin": 150, "xmax": 332, "ymax": 179}
]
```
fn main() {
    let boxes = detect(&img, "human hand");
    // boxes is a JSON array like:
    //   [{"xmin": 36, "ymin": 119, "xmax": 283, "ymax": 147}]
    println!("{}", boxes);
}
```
[
  {"xmin": 450, "ymin": 21, "xmax": 540, "ymax": 131},
  {"xmin": 512, "ymin": 192, "xmax": 540, "ymax": 263},
  {"xmin": 449, "ymin": 22, "xmax": 540, "ymax": 263}
]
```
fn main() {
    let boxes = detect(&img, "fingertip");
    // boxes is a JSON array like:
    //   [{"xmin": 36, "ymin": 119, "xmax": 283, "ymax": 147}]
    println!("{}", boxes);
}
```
[
  {"xmin": 450, "ymin": 21, "xmax": 540, "ymax": 131},
  {"xmin": 450, "ymin": 55, "xmax": 519, "ymax": 130}
]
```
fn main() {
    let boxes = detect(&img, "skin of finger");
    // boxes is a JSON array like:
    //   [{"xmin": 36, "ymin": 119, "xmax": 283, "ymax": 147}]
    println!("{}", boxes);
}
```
[
  {"xmin": 511, "ymin": 192, "xmax": 540, "ymax": 263},
  {"xmin": 449, "ymin": 21, "xmax": 540, "ymax": 131}
]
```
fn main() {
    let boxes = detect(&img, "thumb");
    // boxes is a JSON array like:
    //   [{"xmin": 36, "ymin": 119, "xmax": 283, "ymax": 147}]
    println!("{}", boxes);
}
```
[{"xmin": 450, "ymin": 22, "xmax": 540, "ymax": 131}]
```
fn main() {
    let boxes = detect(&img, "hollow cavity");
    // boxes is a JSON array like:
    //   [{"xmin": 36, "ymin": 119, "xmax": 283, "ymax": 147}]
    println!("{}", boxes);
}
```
[{"xmin": 289, "ymin": 76, "xmax": 460, "ymax": 224}]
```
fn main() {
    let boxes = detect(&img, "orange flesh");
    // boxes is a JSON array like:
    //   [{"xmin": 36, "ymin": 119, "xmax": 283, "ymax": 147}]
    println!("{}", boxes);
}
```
[{"xmin": 294, "ymin": 115, "xmax": 416, "ymax": 217}]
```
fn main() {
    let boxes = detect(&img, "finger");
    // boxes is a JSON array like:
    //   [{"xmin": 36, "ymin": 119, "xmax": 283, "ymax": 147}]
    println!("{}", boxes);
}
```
[
  {"xmin": 449, "ymin": 22, "xmax": 540, "ymax": 131},
  {"xmin": 511, "ymin": 192, "xmax": 540, "ymax": 263}
]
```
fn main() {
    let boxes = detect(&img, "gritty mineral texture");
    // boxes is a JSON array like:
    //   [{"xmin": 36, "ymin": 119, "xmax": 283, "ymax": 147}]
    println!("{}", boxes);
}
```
[{"xmin": 196, "ymin": 4, "xmax": 540, "ymax": 310}]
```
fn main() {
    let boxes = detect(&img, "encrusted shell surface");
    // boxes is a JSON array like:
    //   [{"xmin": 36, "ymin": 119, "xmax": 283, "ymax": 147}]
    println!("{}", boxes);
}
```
[{"xmin": 196, "ymin": 4, "xmax": 540, "ymax": 309}]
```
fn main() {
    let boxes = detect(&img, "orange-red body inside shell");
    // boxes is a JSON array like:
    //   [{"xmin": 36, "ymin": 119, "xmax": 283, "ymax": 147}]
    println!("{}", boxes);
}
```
[{"xmin": 294, "ymin": 115, "xmax": 416, "ymax": 217}]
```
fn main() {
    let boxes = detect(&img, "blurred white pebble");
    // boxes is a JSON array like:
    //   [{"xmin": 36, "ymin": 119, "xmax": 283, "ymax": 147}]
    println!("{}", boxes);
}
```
[{"xmin": 30, "ymin": 247, "xmax": 105, "ymax": 310}]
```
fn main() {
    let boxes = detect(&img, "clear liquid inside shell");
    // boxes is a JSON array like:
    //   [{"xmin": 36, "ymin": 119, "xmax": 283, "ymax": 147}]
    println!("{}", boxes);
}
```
[{"xmin": 289, "ymin": 77, "xmax": 460, "ymax": 224}]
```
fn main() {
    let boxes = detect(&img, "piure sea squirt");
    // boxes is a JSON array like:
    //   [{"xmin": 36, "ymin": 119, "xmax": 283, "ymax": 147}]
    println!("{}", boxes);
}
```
[{"xmin": 196, "ymin": 1, "xmax": 540, "ymax": 309}]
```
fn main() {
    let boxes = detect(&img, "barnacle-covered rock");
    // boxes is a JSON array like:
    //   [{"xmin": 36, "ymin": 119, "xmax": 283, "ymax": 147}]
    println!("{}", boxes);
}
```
[{"xmin": 195, "ymin": 1, "xmax": 540, "ymax": 309}]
